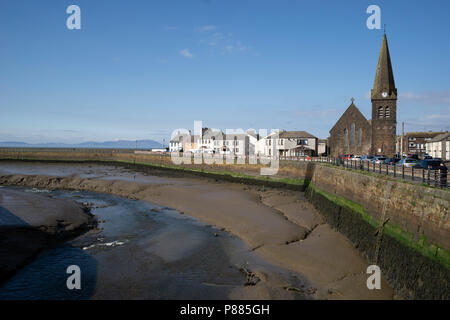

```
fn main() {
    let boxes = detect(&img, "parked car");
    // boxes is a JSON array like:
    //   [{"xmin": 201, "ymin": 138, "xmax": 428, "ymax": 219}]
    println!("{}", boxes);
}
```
[
  {"xmin": 414, "ymin": 159, "xmax": 443, "ymax": 170},
  {"xmin": 384, "ymin": 157, "xmax": 401, "ymax": 165},
  {"xmin": 371, "ymin": 156, "xmax": 387, "ymax": 164},
  {"xmin": 361, "ymin": 155, "xmax": 374, "ymax": 162},
  {"xmin": 339, "ymin": 154, "xmax": 353, "ymax": 160},
  {"xmin": 422, "ymin": 154, "xmax": 432, "ymax": 160},
  {"xmin": 350, "ymin": 155, "xmax": 362, "ymax": 161},
  {"xmin": 396, "ymin": 158, "xmax": 419, "ymax": 168},
  {"xmin": 407, "ymin": 153, "xmax": 419, "ymax": 160}
]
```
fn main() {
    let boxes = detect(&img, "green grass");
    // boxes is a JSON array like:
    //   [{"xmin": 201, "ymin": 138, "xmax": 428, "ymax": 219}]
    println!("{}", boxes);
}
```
[{"xmin": 121, "ymin": 159, "xmax": 306, "ymax": 186}]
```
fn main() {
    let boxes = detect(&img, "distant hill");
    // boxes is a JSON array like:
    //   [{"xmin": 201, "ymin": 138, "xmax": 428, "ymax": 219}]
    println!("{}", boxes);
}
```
[{"xmin": 0, "ymin": 140, "xmax": 164, "ymax": 149}]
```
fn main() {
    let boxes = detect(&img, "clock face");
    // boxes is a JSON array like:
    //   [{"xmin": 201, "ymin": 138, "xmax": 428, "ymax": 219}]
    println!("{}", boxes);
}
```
[{"xmin": 381, "ymin": 91, "xmax": 388, "ymax": 98}]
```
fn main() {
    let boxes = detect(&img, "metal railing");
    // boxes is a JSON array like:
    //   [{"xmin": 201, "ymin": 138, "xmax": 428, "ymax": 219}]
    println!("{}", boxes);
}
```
[{"xmin": 336, "ymin": 158, "xmax": 449, "ymax": 189}]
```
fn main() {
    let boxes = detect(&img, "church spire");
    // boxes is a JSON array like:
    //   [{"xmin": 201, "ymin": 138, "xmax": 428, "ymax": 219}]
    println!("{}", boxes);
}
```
[{"xmin": 371, "ymin": 33, "xmax": 396, "ymax": 99}]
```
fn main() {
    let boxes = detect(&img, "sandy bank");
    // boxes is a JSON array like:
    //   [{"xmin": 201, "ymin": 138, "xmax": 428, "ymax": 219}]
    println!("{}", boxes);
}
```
[
  {"xmin": 0, "ymin": 162, "xmax": 394, "ymax": 299},
  {"xmin": 0, "ymin": 187, "xmax": 96, "ymax": 283}
]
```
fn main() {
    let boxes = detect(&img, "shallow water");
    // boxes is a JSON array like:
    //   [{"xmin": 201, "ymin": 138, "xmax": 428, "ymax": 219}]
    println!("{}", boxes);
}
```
[{"xmin": 0, "ymin": 188, "xmax": 305, "ymax": 300}]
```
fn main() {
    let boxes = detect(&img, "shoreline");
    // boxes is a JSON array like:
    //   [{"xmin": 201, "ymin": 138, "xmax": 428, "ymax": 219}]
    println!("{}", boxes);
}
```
[
  {"xmin": 0, "ymin": 187, "xmax": 97, "ymax": 284},
  {"xmin": 0, "ymin": 161, "xmax": 394, "ymax": 299}
]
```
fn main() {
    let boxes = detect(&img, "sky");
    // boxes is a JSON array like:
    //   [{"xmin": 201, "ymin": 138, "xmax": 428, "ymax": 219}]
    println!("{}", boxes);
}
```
[{"xmin": 1, "ymin": 0, "xmax": 449, "ymax": 144}]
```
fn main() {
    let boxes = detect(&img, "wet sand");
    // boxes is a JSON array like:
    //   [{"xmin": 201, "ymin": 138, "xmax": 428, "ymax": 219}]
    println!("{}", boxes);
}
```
[
  {"xmin": 0, "ymin": 161, "xmax": 395, "ymax": 299},
  {"xmin": 0, "ymin": 187, "xmax": 96, "ymax": 283},
  {"xmin": 1, "ymin": 189, "xmax": 311, "ymax": 300}
]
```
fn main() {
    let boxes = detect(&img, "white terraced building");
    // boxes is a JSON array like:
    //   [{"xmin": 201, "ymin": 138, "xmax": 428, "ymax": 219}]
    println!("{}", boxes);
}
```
[
  {"xmin": 255, "ymin": 130, "xmax": 319, "ymax": 157},
  {"xmin": 192, "ymin": 128, "xmax": 258, "ymax": 157},
  {"xmin": 426, "ymin": 132, "xmax": 450, "ymax": 161}
]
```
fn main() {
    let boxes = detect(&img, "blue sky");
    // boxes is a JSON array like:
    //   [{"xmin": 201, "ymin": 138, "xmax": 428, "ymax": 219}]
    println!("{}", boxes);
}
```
[{"xmin": 1, "ymin": 0, "xmax": 449, "ymax": 144}]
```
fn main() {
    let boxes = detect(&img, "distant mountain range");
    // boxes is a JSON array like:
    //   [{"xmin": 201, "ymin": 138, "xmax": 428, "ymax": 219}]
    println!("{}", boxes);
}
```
[{"xmin": 0, "ymin": 139, "xmax": 165, "ymax": 149}]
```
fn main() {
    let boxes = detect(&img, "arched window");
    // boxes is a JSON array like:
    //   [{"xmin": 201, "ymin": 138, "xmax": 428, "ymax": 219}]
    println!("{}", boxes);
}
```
[
  {"xmin": 350, "ymin": 123, "xmax": 355, "ymax": 147},
  {"xmin": 378, "ymin": 106, "xmax": 384, "ymax": 119},
  {"xmin": 344, "ymin": 128, "xmax": 348, "ymax": 148},
  {"xmin": 358, "ymin": 128, "xmax": 362, "ymax": 147},
  {"xmin": 385, "ymin": 106, "xmax": 390, "ymax": 118}
]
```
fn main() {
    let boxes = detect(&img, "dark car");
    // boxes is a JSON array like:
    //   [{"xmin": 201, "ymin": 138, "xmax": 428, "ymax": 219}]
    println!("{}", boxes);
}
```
[
  {"xmin": 384, "ymin": 157, "xmax": 401, "ymax": 165},
  {"xmin": 371, "ymin": 156, "xmax": 387, "ymax": 164},
  {"xmin": 361, "ymin": 155, "xmax": 374, "ymax": 162},
  {"xmin": 415, "ymin": 159, "xmax": 443, "ymax": 170},
  {"xmin": 407, "ymin": 153, "xmax": 419, "ymax": 160}
]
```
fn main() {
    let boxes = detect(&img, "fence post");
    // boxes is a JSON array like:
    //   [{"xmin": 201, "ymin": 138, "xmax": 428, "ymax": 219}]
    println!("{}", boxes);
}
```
[
  {"xmin": 386, "ymin": 163, "xmax": 388, "ymax": 175},
  {"xmin": 402, "ymin": 165, "xmax": 405, "ymax": 179},
  {"xmin": 422, "ymin": 168, "xmax": 425, "ymax": 183},
  {"xmin": 434, "ymin": 170, "xmax": 438, "ymax": 187},
  {"xmin": 412, "ymin": 167, "xmax": 414, "ymax": 181},
  {"xmin": 379, "ymin": 162, "xmax": 381, "ymax": 174},
  {"xmin": 393, "ymin": 163, "xmax": 396, "ymax": 177},
  {"xmin": 427, "ymin": 169, "xmax": 431, "ymax": 185}
]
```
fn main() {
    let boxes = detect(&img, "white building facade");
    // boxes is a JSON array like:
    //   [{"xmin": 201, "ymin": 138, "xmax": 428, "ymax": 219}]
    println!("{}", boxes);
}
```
[
  {"xmin": 426, "ymin": 132, "xmax": 450, "ymax": 160},
  {"xmin": 256, "ymin": 131, "xmax": 318, "ymax": 157}
]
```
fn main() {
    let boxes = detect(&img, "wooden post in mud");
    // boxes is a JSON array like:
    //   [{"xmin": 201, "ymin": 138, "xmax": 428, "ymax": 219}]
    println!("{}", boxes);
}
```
[{"xmin": 374, "ymin": 181, "xmax": 392, "ymax": 266}]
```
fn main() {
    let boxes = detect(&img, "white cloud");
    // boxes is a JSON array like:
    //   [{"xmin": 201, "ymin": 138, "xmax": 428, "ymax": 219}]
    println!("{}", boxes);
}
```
[
  {"xmin": 203, "ymin": 32, "xmax": 250, "ymax": 55},
  {"xmin": 398, "ymin": 89, "xmax": 450, "ymax": 106},
  {"xmin": 197, "ymin": 25, "xmax": 217, "ymax": 32},
  {"xmin": 179, "ymin": 48, "xmax": 194, "ymax": 58}
]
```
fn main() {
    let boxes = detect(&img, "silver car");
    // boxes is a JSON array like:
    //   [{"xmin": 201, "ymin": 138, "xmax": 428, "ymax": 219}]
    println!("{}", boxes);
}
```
[{"xmin": 397, "ymin": 158, "xmax": 419, "ymax": 168}]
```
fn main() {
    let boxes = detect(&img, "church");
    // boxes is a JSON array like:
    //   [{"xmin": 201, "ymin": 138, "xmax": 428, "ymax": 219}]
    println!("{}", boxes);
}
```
[{"xmin": 329, "ymin": 33, "xmax": 398, "ymax": 157}]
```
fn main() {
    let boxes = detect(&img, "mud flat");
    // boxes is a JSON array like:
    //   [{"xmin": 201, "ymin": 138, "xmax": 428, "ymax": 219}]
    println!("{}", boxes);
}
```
[
  {"xmin": 0, "ymin": 161, "xmax": 395, "ymax": 299},
  {"xmin": 0, "ymin": 187, "xmax": 96, "ymax": 283}
]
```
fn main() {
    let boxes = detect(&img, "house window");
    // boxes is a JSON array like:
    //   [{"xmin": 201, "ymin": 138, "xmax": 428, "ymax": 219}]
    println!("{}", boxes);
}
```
[
  {"xmin": 378, "ymin": 106, "xmax": 384, "ymax": 119},
  {"xmin": 350, "ymin": 123, "xmax": 355, "ymax": 147}
]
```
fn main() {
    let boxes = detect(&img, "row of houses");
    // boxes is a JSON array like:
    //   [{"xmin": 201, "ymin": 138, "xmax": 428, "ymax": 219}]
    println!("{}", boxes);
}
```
[
  {"xmin": 169, "ymin": 128, "xmax": 327, "ymax": 157},
  {"xmin": 395, "ymin": 131, "xmax": 450, "ymax": 160}
]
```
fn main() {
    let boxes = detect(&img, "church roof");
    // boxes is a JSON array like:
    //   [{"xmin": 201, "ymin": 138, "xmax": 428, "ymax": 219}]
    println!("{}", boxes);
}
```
[
  {"xmin": 329, "ymin": 101, "xmax": 370, "ymax": 133},
  {"xmin": 372, "ymin": 33, "xmax": 396, "ymax": 97}
]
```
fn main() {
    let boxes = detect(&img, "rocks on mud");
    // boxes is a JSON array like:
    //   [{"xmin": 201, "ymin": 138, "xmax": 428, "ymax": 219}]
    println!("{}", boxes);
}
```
[{"xmin": 239, "ymin": 266, "xmax": 261, "ymax": 286}]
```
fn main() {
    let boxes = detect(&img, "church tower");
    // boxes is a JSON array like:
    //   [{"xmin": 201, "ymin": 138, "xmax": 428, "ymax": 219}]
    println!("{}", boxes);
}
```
[{"xmin": 371, "ymin": 33, "xmax": 397, "ymax": 156}]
